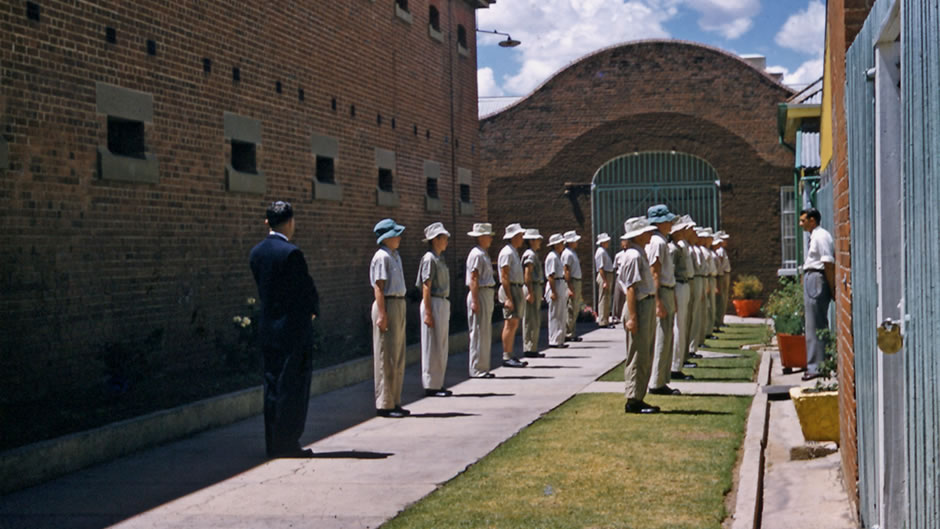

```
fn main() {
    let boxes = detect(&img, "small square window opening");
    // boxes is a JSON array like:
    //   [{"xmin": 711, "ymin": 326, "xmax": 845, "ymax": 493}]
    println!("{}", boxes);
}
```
[
  {"xmin": 231, "ymin": 140, "xmax": 257, "ymax": 174},
  {"xmin": 107, "ymin": 117, "xmax": 146, "ymax": 159},
  {"xmin": 378, "ymin": 168, "xmax": 394, "ymax": 192}
]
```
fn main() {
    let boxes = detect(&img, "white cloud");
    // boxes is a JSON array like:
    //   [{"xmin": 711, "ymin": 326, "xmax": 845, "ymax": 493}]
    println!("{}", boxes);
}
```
[
  {"xmin": 767, "ymin": 57, "xmax": 824, "ymax": 87},
  {"xmin": 680, "ymin": 0, "xmax": 760, "ymax": 39},
  {"xmin": 477, "ymin": 67, "xmax": 504, "ymax": 97},
  {"xmin": 775, "ymin": 0, "xmax": 826, "ymax": 56}
]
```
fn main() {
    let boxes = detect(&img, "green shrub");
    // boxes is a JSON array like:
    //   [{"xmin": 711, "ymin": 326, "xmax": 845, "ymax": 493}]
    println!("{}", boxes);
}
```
[
  {"xmin": 764, "ymin": 277, "xmax": 804, "ymax": 335},
  {"xmin": 732, "ymin": 274, "xmax": 764, "ymax": 299}
]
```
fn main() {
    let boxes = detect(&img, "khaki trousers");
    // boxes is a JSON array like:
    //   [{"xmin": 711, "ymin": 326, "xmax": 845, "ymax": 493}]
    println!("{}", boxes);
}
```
[
  {"xmin": 705, "ymin": 277, "xmax": 717, "ymax": 338},
  {"xmin": 718, "ymin": 273, "xmax": 731, "ymax": 327},
  {"xmin": 650, "ymin": 286, "xmax": 677, "ymax": 389},
  {"xmin": 566, "ymin": 278, "xmax": 583, "ymax": 338},
  {"xmin": 688, "ymin": 277, "xmax": 705, "ymax": 352},
  {"xmin": 467, "ymin": 287, "xmax": 494, "ymax": 377},
  {"xmin": 547, "ymin": 279, "xmax": 568, "ymax": 346},
  {"xmin": 420, "ymin": 296, "xmax": 450, "ymax": 390},
  {"xmin": 596, "ymin": 271, "xmax": 614, "ymax": 326},
  {"xmin": 623, "ymin": 296, "xmax": 656, "ymax": 402},
  {"xmin": 372, "ymin": 298, "xmax": 406, "ymax": 410},
  {"xmin": 671, "ymin": 281, "xmax": 692, "ymax": 371},
  {"xmin": 523, "ymin": 283, "xmax": 544, "ymax": 352}
]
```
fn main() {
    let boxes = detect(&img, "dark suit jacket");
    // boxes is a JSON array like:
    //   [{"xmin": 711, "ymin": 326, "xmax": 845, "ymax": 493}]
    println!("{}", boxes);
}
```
[{"xmin": 249, "ymin": 234, "xmax": 320, "ymax": 355}]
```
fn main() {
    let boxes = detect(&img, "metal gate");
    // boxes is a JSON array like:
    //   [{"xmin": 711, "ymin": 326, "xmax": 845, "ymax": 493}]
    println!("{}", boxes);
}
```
[{"xmin": 591, "ymin": 151, "xmax": 721, "ymax": 241}]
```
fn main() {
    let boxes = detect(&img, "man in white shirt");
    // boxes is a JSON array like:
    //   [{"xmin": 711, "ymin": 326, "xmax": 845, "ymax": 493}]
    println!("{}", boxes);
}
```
[
  {"xmin": 562, "ymin": 231, "xmax": 584, "ymax": 342},
  {"xmin": 799, "ymin": 208, "xmax": 835, "ymax": 381},
  {"xmin": 498, "ymin": 223, "xmax": 529, "ymax": 368},
  {"xmin": 466, "ymin": 223, "xmax": 498, "ymax": 378},
  {"xmin": 594, "ymin": 233, "xmax": 615, "ymax": 327},
  {"xmin": 645, "ymin": 204, "xmax": 680, "ymax": 395}
]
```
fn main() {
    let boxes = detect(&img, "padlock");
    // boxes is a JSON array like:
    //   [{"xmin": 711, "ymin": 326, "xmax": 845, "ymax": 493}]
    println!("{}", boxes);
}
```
[{"xmin": 877, "ymin": 319, "xmax": 903, "ymax": 354}]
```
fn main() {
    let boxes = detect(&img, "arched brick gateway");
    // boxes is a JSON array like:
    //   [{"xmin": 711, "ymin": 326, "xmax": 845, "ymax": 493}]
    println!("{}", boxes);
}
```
[{"xmin": 481, "ymin": 40, "xmax": 795, "ymax": 307}]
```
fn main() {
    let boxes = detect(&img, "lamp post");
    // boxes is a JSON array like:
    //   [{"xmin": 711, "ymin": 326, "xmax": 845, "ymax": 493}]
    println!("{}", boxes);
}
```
[{"xmin": 476, "ymin": 28, "xmax": 521, "ymax": 48}]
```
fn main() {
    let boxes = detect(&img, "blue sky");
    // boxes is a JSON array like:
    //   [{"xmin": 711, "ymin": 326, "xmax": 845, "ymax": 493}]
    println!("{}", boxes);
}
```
[{"xmin": 476, "ymin": 0, "xmax": 825, "ymax": 108}]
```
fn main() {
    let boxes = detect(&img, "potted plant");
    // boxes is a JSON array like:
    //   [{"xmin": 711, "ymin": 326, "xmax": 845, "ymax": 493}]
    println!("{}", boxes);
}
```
[
  {"xmin": 790, "ymin": 329, "xmax": 839, "ymax": 442},
  {"xmin": 763, "ymin": 277, "xmax": 806, "ymax": 373},
  {"xmin": 731, "ymin": 274, "xmax": 764, "ymax": 317}
]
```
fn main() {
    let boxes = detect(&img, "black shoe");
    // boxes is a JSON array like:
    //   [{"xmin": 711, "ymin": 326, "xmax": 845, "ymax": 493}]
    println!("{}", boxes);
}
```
[
  {"xmin": 801, "ymin": 372, "xmax": 821, "ymax": 381},
  {"xmin": 706, "ymin": 334, "xmax": 717, "ymax": 340},
  {"xmin": 502, "ymin": 357, "xmax": 528, "ymax": 368},
  {"xmin": 683, "ymin": 362, "xmax": 698, "ymax": 369},
  {"xmin": 377, "ymin": 408, "xmax": 408, "ymax": 418},
  {"xmin": 268, "ymin": 447, "xmax": 315, "ymax": 459},
  {"xmin": 689, "ymin": 352, "xmax": 703, "ymax": 359},
  {"xmin": 671, "ymin": 371, "xmax": 694, "ymax": 380},
  {"xmin": 567, "ymin": 336, "xmax": 583, "ymax": 342},
  {"xmin": 648, "ymin": 385, "xmax": 681, "ymax": 395},
  {"xmin": 474, "ymin": 372, "xmax": 496, "ymax": 378},
  {"xmin": 523, "ymin": 351, "xmax": 546, "ymax": 358},
  {"xmin": 625, "ymin": 401, "xmax": 659, "ymax": 414},
  {"xmin": 548, "ymin": 343, "xmax": 569, "ymax": 348},
  {"xmin": 425, "ymin": 388, "xmax": 453, "ymax": 397}
]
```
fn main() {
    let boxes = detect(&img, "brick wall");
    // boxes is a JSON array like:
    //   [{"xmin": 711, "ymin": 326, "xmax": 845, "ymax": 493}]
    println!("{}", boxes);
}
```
[
  {"xmin": 0, "ymin": 0, "xmax": 486, "ymax": 400},
  {"xmin": 481, "ymin": 41, "xmax": 794, "ymax": 305}
]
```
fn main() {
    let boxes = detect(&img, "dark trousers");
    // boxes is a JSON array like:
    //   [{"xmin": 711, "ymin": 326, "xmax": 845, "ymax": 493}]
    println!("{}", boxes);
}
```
[
  {"xmin": 803, "ymin": 271, "xmax": 832, "ymax": 374},
  {"xmin": 263, "ymin": 345, "xmax": 313, "ymax": 455}
]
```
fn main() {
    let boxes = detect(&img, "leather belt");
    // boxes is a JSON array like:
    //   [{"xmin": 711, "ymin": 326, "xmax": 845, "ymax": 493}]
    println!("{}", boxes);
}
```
[
  {"xmin": 386, "ymin": 295, "xmax": 406, "ymax": 299},
  {"xmin": 432, "ymin": 294, "xmax": 449, "ymax": 299}
]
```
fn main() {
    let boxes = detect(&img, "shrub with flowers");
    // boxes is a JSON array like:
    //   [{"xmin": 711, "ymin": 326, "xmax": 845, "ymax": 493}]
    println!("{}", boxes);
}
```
[
  {"xmin": 228, "ymin": 297, "xmax": 260, "ymax": 369},
  {"xmin": 764, "ymin": 277, "xmax": 804, "ymax": 335}
]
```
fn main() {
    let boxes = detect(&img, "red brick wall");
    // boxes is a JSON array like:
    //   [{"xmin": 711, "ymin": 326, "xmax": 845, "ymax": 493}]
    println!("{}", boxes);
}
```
[
  {"xmin": 481, "ymin": 41, "xmax": 794, "ymax": 304},
  {"xmin": 0, "ymin": 0, "xmax": 485, "ymax": 399}
]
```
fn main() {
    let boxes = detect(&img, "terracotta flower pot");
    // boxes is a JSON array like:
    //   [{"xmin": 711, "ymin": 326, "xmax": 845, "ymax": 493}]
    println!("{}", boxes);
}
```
[
  {"xmin": 777, "ymin": 333, "xmax": 808, "ymax": 373},
  {"xmin": 732, "ymin": 298, "xmax": 762, "ymax": 317}
]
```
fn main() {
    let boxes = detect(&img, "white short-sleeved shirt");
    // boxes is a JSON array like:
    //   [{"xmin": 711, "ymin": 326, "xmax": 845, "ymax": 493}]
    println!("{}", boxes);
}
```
[
  {"xmin": 594, "ymin": 246, "xmax": 613, "ymax": 273},
  {"xmin": 674, "ymin": 240, "xmax": 695, "ymax": 281},
  {"xmin": 416, "ymin": 250, "xmax": 449, "ymax": 298},
  {"xmin": 804, "ymin": 226, "xmax": 835, "ymax": 271},
  {"xmin": 522, "ymin": 248, "xmax": 544, "ymax": 284},
  {"xmin": 716, "ymin": 247, "xmax": 731, "ymax": 274},
  {"xmin": 706, "ymin": 249, "xmax": 719, "ymax": 277},
  {"xmin": 497, "ymin": 244, "xmax": 524, "ymax": 284},
  {"xmin": 614, "ymin": 248, "xmax": 628, "ymax": 270},
  {"xmin": 545, "ymin": 251, "xmax": 564, "ymax": 280},
  {"xmin": 618, "ymin": 244, "xmax": 655, "ymax": 299},
  {"xmin": 561, "ymin": 247, "xmax": 582, "ymax": 279},
  {"xmin": 370, "ymin": 246, "xmax": 406, "ymax": 296},
  {"xmin": 645, "ymin": 231, "xmax": 676, "ymax": 287},
  {"xmin": 466, "ymin": 246, "xmax": 496, "ymax": 287}
]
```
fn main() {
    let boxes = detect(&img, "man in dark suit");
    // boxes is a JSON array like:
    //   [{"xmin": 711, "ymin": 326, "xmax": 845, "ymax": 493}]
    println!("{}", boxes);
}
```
[{"xmin": 249, "ymin": 201, "xmax": 319, "ymax": 458}]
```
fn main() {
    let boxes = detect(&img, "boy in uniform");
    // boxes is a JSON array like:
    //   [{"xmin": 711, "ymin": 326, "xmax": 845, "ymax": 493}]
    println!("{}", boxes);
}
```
[
  {"xmin": 645, "ymin": 205, "xmax": 680, "ymax": 396},
  {"xmin": 544, "ymin": 233, "xmax": 569, "ymax": 348},
  {"xmin": 562, "ymin": 231, "xmax": 584, "ymax": 342},
  {"xmin": 371, "ymin": 218, "xmax": 409, "ymax": 418},
  {"xmin": 521, "ymin": 229, "xmax": 545, "ymax": 358},
  {"xmin": 594, "ymin": 233, "xmax": 615, "ymax": 327},
  {"xmin": 466, "ymin": 223, "xmax": 497, "ymax": 378},
  {"xmin": 417, "ymin": 222, "xmax": 452, "ymax": 397},
  {"xmin": 498, "ymin": 223, "xmax": 529, "ymax": 368},
  {"xmin": 619, "ymin": 217, "xmax": 659, "ymax": 413}
]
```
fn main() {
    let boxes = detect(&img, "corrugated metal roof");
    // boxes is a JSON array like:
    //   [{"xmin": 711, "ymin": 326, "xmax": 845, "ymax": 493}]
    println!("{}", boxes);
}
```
[
  {"xmin": 800, "ymin": 131, "xmax": 821, "ymax": 169},
  {"xmin": 788, "ymin": 77, "xmax": 823, "ymax": 105}
]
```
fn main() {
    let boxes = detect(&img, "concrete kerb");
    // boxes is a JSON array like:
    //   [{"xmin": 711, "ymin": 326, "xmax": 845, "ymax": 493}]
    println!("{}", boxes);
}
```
[
  {"xmin": 0, "ymin": 322, "xmax": 503, "ymax": 495},
  {"xmin": 731, "ymin": 345, "xmax": 773, "ymax": 529}
]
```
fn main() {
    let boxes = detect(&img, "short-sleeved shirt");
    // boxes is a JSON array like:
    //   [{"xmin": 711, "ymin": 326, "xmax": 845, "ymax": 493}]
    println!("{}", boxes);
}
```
[
  {"xmin": 706, "ymin": 249, "xmax": 719, "ymax": 276},
  {"xmin": 545, "ymin": 251, "xmax": 564, "ymax": 281},
  {"xmin": 804, "ymin": 226, "xmax": 835, "ymax": 271},
  {"xmin": 594, "ymin": 246, "xmax": 613, "ymax": 273},
  {"xmin": 522, "ymin": 248, "xmax": 544, "ymax": 284},
  {"xmin": 614, "ymin": 248, "xmax": 628, "ymax": 272},
  {"xmin": 674, "ymin": 240, "xmax": 695, "ymax": 281},
  {"xmin": 561, "ymin": 247, "xmax": 582, "ymax": 279},
  {"xmin": 370, "ymin": 246, "xmax": 406, "ymax": 296},
  {"xmin": 416, "ymin": 250, "xmax": 449, "ymax": 298},
  {"xmin": 716, "ymin": 247, "xmax": 731, "ymax": 274},
  {"xmin": 466, "ymin": 246, "xmax": 496, "ymax": 287},
  {"xmin": 497, "ymin": 244, "xmax": 524, "ymax": 284},
  {"xmin": 618, "ymin": 244, "xmax": 655, "ymax": 300},
  {"xmin": 690, "ymin": 245, "xmax": 707, "ymax": 277},
  {"xmin": 645, "ymin": 231, "xmax": 676, "ymax": 287}
]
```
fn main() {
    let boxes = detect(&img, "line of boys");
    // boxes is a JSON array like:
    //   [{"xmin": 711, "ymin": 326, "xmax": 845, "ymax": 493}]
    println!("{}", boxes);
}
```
[
  {"xmin": 614, "ymin": 205, "xmax": 731, "ymax": 413},
  {"xmin": 370, "ymin": 218, "xmax": 590, "ymax": 418}
]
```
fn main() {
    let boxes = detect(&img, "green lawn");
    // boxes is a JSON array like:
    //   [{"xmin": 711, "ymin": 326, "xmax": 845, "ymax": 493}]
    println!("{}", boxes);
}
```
[{"xmin": 382, "ymin": 393, "xmax": 751, "ymax": 529}]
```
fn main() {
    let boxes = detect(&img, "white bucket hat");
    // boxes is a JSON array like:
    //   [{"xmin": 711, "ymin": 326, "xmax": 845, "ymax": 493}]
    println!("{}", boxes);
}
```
[
  {"xmin": 716, "ymin": 230, "xmax": 729, "ymax": 240},
  {"xmin": 621, "ymin": 217, "xmax": 656, "ymax": 240},
  {"xmin": 523, "ymin": 228, "xmax": 543, "ymax": 240},
  {"xmin": 695, "ymin": 227, "xmax": 714, "ymax": 237},
  {"xmin": 467, "ymin": 222, "xmax": 496, "ymax": 237},
  {"xmin": 422, "ymin": 222, "xmax": 451, "ymax": 242},
  {"xmin": 670, "ymin": 214, "xmax": 696, "ymax": 234},
  {"xmin": 596, "ymin": 232, "xmax": 611, "ymax": 244},
  {"xmin": 503, "ymin": 223, "xmax": 526, "ymax": 239},
  {"xmin": 564, "ymin": 230, "xmax": 581, "ymax": 243},
  {"xmin": 548, "ymin": 233, "xmax": 566, "ymax": 246}
]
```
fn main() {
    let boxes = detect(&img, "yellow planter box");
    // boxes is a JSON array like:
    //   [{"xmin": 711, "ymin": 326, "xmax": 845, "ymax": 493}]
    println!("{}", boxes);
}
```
[{"xmin": 789, "ymin": 387, "xmax": 840, "ymax": 443}]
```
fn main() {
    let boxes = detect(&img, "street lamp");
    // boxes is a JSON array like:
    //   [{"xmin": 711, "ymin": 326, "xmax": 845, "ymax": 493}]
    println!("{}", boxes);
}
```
[{"xmin": 476, "ymin": 28, "xmax": 521, "ymax": 48}]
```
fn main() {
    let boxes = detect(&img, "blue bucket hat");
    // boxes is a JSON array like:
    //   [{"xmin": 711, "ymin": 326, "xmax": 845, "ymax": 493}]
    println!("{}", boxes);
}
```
[
  {"xmin": 647, "ymin": 204, "xmax": 677, "ymax": 224},
  {"xmin": 374, "ymin": 218, "xmax": 405, "ymax": 244}
]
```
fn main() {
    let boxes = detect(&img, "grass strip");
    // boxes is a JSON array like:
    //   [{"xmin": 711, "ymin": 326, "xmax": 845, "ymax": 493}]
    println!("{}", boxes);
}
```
[{"xmin": 382, "ymin": 393, "xmax": 751, "ymax": 529}]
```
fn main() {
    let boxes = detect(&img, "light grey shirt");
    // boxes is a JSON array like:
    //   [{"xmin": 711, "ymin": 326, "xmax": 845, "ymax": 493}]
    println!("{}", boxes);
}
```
[
  {"xmin": 706, "ymin": 249, "xmax": 719, "ymax": 276},
  {"xmin": 674, "ymin": 240, "xmax": 695, "ymax": 281},
  {"xmin": 618, "ymin": 244, "xmax": 655, "ymax": 300},
  {"xmin": 370, "ymin": 246, "xmax": 406, "ymax": 296},
  {"xmin": 716, "ymin": 247, "xmax": 731, "ymax": 274},
  {"xmin": 804, "ymin": 226, "xmax": 834, "ymax": 271},
  {"xmin": 466, "ymin": 246, "xmax": 496, "ymax": 287},
  {"xmin": 594, "ymin": 246, "xmax": 613, "ymax": 273},
  {"xmin": 497, "ymin": 244, "xmax": 525, "ymax": 284},
  {"xmin": 416, "ymin": 250, "xmax": 449, "ymax": 298},
  {"xmin": 522, "ymin": 248, "xmax": 544, "ymax": 284},
  {"xmin": 561, "ymin": 247, "xmax": 582, "ymax": 279},
  {"xmin": 545, "ymin": 251, "xmax": 564, "ymax": 281},
  {"xmin": 645, "ymin": 231, "xmax": 676, "ymax": 287},
  {"xmin": 691, "ymin": 245, "xmax": 708, "ymax": 277}
]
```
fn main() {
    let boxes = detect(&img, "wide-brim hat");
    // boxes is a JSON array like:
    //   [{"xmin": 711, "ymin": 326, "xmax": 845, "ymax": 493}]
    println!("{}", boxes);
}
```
[
  {"xmin": 422, "ymin": 222, "xmax": 450, "ymax": 242},
  {"xmin": 670, "ymin": 214, "xmax": 696, "ymax": 234},
  {"xmin": 715, "ymin": 230, "xmax": 729, "ymax": 240},
  {"xmin": 374, "ymin": 218, "xmax": 405, "ymax": 244},
  {"xmin": 503, "ymin": 222, "xmax": 526, "ymax": 239},
  {"xmin": 596, "ymin": 232, "xmax": 611, "ymax": 244},
  {"xmin": 647, "ymin": 204, "xmax": 677, "ymax": 224},
  {"xmin": 564, "ymin": 230, "xmax": 581, "ymax": 243},
  {"xmin": 467, "ymin": 222, "xmax": 496, "ymax": 237},
  {"xmin": 695, "ymin": 227, "xmax": 714, "ymax": 238},
  {"xmin": 622, "ymin": 217, "xmax": 656, "ymax": 240},
  {"xmin": 523, "ymin": 228, "xmax": 543, "ymax": 240},
  {"xmin": 548, "ymin": 233, "xmax": 566, "ymax": 246}
]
